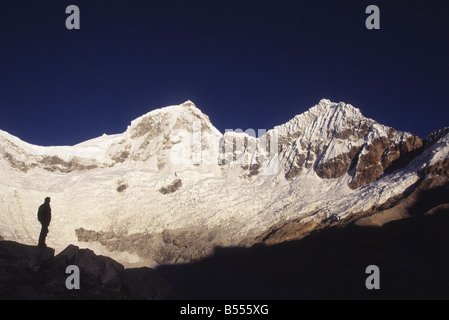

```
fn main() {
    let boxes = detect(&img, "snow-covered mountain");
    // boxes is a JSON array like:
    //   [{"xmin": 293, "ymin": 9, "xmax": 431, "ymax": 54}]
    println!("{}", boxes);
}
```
[{"xmin": 1, "ymin": 99, "xmax": 448, "ymax": 266}]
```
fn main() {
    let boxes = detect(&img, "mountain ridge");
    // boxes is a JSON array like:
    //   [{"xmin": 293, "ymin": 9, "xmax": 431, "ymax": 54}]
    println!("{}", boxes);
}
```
[{"xmin": 0, "ymin": 99, "xmax": 448, "ymax": 267}]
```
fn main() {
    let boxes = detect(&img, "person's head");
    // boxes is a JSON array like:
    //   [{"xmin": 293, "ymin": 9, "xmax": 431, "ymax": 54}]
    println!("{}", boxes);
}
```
[{"xmin": 44, "ymin": 197, "xmax": 51, "ymax": 204}]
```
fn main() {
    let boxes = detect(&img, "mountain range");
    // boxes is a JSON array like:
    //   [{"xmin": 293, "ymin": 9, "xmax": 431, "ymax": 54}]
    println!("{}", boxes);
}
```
[{"xmin": 1, "ymin": 99, "xmax": 448, "ymax": 268}]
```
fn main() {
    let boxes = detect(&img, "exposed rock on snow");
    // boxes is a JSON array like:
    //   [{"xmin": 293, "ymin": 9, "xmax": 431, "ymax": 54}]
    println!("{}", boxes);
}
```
[
  {"xmin": 75, "ymin": 226, "xmax": 231, "ymax": 265},
  {"xmin": 158, "ymin": 179, "xmax": 183, "ymax": 194}
]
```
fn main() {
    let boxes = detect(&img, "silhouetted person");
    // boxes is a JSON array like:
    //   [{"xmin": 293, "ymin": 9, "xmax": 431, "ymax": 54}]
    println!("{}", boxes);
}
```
[{"xmin": 37, "ymin": 197, "xmax": 52, "ymax": 248}]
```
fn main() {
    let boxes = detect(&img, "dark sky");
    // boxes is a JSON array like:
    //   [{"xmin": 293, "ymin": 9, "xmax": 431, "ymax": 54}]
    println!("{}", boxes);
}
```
[{"xmin": 1, "ymin": 0, "xmax": 448, "ymax": 146}]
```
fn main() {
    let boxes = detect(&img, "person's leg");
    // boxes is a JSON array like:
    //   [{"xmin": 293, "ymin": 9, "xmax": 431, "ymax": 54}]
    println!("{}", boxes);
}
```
[{"xmin": 38, "ymin": 224, "xmax": 48, "ymax": 247}]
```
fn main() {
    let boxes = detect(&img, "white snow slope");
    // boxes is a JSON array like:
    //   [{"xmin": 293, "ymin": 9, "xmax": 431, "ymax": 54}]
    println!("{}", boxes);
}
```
[{"xmin": 0, "ymin": 99, "xmax": 447, "ymax": 265}]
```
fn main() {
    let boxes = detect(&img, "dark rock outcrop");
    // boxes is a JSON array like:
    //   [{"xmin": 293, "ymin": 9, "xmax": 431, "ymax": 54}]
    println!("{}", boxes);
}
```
[
  {"xmin": 348, "ymin": 133, "xmax": 423, "ymax": 189},
  {"xmin": 158, "ymin": 179, "xmax": 183, "ymax": 194},
  {"xmin": 315, "ymin": 145, "xmax": 362, "ymax": 180},
  {"xmin": 0, "ymin": 241, "xmax": 177, "ymax": 300}
]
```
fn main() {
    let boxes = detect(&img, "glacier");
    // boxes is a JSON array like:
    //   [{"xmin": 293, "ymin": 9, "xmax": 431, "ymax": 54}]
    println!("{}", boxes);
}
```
[{"xmin": 0, "ymin": 99, "xmax": 447, "ymax": 267}]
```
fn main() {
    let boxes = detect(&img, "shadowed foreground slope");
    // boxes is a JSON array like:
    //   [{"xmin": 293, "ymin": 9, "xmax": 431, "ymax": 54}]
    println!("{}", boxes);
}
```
[
  {"xmin": 157, "ymin": 207, "xmax": 449, "ymax": 300},
  {"xmin": 0, "ymin": 241, "xmax": 176, "ymax": 300}
]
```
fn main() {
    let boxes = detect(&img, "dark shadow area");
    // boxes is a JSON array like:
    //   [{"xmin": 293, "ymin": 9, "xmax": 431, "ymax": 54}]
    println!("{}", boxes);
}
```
[
  {"xmin": 0, "ymin": 241, "xmax": 177, "ymax": 299},
  {"xmin": 410, "ymin": 181, "xmax": 449, "ymax": 216},
  {"xmin": 157, "ymin": 208, "xmax": 449, "ymax": 300}
]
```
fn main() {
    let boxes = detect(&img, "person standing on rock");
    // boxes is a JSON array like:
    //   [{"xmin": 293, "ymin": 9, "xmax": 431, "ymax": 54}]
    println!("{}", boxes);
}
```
[{"xmin": 37, "ymin": 197, "xmax": 52, "ymax": 248}]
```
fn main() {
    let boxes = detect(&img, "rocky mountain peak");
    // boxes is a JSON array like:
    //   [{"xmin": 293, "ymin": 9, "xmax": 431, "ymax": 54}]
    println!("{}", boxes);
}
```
[
  {"xmin": 127, "ymin": 101, "xmax": 217, "ymax": 139},
  {"xmin": 276, "ymin": 100, "xmax": 424, "ymax": 187},
  {"xmin": 180, "ymin": 100, "xmax": 197, "ymax": 108},
  {"xmin": 315, "ymin": 99, "xmax": 364, "ymax": 117}
]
